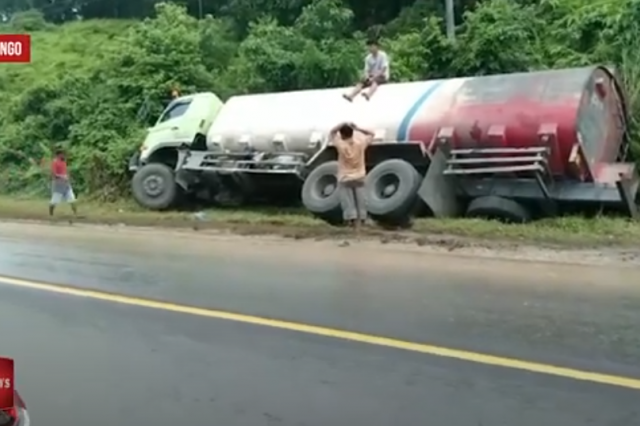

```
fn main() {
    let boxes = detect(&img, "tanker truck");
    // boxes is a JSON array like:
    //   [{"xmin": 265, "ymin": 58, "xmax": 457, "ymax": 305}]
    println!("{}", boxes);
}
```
[{"xmin": 128, "ymin": 65, "xmax": 639, "ymax": 224}]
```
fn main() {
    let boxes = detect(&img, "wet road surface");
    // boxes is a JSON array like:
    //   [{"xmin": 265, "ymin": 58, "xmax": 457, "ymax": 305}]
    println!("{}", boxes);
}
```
[{"xmin": 0, "ymin": 223, "xmax": 639, "ymax": 425}]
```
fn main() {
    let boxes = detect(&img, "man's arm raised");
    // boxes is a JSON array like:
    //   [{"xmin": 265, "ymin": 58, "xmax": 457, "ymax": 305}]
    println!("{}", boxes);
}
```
[
  {"xmin": 329, "ymin": 121, "xmax": 350, "ymax": 139},
  {"xmin": 350, "ymin": 123, "xmax": 375, "ymax": 144}
]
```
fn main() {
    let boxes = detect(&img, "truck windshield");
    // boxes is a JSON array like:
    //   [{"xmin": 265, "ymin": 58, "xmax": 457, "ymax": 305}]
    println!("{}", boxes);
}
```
[{"xmin": 157, "ymin": 99, "xmax": 192, "ymax": 124}]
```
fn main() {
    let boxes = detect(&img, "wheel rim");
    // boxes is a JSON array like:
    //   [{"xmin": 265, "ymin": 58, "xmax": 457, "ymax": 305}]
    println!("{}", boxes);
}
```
[
  {"xmin": 374, "ymin": 173, "xmax": 399, "ymax": 199},
  {"xmin": 143, "ymin": 175, "xmax": 165, "ymax": 197},
  {"xmin": 315, "ymin": 175, "xmax": 337, "ymax": 198}
]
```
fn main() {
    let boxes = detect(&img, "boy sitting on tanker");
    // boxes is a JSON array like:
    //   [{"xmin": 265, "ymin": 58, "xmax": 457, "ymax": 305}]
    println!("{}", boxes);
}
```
[
  {"xmin": 342, "ymin": 40, "xmax": 390, "ymax": 102},
  {"xmin": 329, "ymin": 121, "xmax": 375, "ymax": 233}
]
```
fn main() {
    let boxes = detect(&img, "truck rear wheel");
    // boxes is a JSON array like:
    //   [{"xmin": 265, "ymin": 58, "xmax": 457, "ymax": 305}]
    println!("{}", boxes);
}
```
[
  {"xmin": 365, "ymin": 159, "xmax": 421, "ymax": 227},
  {"xmin": 301, "ymin": 161, "xmax": 342, "ymax": 225},
  {"xmin": 131, "ymin": 163, "xmax": 178, "ymax": 210},
  {"xmin": 465, "ymin": 196, "xmax": 531, "ymax": 223}
]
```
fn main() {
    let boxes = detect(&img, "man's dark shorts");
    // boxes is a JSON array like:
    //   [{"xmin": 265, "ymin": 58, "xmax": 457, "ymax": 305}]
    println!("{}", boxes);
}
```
[{"xmin": 360, "ymin": 75, "xmax": 387, "ymax": 88}]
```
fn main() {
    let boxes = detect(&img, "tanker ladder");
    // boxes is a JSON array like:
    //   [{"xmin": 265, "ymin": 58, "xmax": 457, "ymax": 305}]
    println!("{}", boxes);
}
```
[
  {"xmin": 450, "ymin": 144, "xmax": 555, "ymax": 210},
  {"xmin": 418, "ymin": 128, "xmax": 557, "ymax": 223},
  {"xmin": 419, "ymin": 135, "xmax": 639, "ymax": 221},
  {"xmin": 176, "ymin": 131, "xmax": 317, "ymax": 176},
  {"xmin": 173, "ymin": 132, "xmax": 325, "ymax": 207}
]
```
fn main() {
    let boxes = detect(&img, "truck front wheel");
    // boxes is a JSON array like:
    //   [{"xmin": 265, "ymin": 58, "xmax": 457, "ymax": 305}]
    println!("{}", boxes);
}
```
[
  {"xmin": 131, "ymin": 163, "xmax": 178, "ymax": 210},
  {"xmin": 301, "ymin": 161, "xmax": 343, "ymax": 225}
]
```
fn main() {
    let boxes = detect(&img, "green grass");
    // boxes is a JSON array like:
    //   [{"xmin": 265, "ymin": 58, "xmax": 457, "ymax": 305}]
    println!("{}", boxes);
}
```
[
  {"xmin": 1, "ymin": 195, "xmax": 639, "ymax": 247},
  {"xmin": 4, "ymin": 20, "xmax": 135, "ymax": 87}
]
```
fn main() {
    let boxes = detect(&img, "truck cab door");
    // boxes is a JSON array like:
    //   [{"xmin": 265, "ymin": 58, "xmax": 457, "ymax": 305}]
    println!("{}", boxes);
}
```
[
  {"xmin": 152, "ymin": 98, "xmax": 194, "ymax": 143},
  {"xmin": 140, "ymin": 93, "xmax": 224, "ymax": 163}
]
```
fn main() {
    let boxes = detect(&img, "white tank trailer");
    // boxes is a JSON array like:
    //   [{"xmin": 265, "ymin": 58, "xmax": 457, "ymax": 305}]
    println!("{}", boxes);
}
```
[{"xmin": 129, "ymin": 66, "xmax": 639, "ymax": 225}]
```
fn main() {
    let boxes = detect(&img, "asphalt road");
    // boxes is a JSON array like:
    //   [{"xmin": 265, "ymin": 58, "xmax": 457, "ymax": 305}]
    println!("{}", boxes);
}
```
[{"xmin": 0, "ymin": 223, "xmax": 639, "ymax": 426}]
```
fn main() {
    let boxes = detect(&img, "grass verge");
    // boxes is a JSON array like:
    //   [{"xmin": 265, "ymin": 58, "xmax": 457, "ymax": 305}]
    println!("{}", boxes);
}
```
[{"xmin": 0, "ymin": 195, "xmax": 639, "ymax": 248}]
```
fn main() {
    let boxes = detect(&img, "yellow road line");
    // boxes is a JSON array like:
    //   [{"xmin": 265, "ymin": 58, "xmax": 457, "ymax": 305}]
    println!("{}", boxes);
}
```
[{"xmin": 1, "ymin": 274, "xmax": 640, "ymax": 390}]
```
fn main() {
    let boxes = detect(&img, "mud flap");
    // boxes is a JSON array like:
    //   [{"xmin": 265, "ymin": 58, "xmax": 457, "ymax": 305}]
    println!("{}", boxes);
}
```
[
  {"xmin": 128, "ymin": 152, "xmax": 141, "ymax": 173},
  {"xmin": 417, "ymin": 147, "xmax": 461, "ymax": 217},
  {"xmin": 615, "ymin": 167, "xmax": 639, "ymax": 219}
]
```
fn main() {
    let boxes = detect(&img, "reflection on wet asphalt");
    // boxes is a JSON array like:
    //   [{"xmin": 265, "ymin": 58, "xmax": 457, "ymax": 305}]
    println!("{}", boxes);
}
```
[{"xmin": 0, "ymin": 223, "xmax": 639, "ymax": 426}]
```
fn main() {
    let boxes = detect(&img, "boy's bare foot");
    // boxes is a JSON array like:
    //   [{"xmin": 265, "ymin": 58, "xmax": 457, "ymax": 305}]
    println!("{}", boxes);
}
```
[
  {"xmin": 342, "ymin": 93, "xmax": 352, "ymax": 102},
  {"xmin": 362, "ymin": 92, "xmax": 370, "ymax": 101}
]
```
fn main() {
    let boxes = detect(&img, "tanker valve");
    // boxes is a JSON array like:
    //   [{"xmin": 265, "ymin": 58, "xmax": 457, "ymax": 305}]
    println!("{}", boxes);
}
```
[
  {"xmin": 272, "ymin": 133, "xmax": 287, "ymax": 152},
  {"xmin": 309, "ymin": 131, "xmax": 324, "ymax": 149},
  {"xmin": 373, "ymin": 128, "xmax": 386, "ymax": 142},
  {"xmin": 433, "ymin": 126, "xmax": 457, "ymax": 154},
  {"xmin": 238, "ymin": 134, "xmax": 253, "ymax": 152},
  {"xmin": 210, "ymin": 134, "xmax": 224, "ymax": 152}
]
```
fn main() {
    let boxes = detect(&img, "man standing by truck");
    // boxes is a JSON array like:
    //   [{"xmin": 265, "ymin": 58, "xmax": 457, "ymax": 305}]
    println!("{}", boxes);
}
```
[
  {"xmin": 50, "ymin": 149, "xmax": 78, "ymax": 218},
  {"xmin": 329, "ymin": 121, "xmax": 375, "ymax": 233}
]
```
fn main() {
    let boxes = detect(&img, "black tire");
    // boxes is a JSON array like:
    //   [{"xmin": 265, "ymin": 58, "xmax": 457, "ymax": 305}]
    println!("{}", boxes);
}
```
[
  {"xmin": 131, "ymin": 163, "xmax": 178, "ymax": 210},
  {"xmin": 466, "ymin": 196, "xmax": 531, "ymax": 223},
  {"xmin": 365, "ymin": 159, "xmax": 422, "ymax": 225},
  {"xmin": 301, "ymin": 161, "xmax": 342, "ymax": 225}
]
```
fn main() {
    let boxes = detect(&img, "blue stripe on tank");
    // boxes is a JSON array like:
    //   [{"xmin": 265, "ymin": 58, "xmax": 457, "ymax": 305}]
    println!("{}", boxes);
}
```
[{"xmin": 396, "ymin": 80, "xmax": 444, "ymax": 142}]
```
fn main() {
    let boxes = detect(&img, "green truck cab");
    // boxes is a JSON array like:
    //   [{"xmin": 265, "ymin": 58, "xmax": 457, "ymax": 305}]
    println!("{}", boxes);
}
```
[
  {"xmin": 131, "ymin": 92, "xmax": 224, "ymax": 170},
  {"xmin": 128, "ymin": 92, "xmax": 224, "ymax": 209}
]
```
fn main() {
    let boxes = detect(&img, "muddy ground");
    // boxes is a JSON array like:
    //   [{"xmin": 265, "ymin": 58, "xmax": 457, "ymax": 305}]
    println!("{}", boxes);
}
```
[{"xmin": 3, "ymin": 218, "xmax": 640, "ymax": 268}]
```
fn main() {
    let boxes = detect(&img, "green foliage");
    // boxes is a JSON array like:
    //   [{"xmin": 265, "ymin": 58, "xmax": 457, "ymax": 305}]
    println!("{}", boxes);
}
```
[{"xmin": 2, "ymin": 0, "xmax": 640, "ymax": 200}]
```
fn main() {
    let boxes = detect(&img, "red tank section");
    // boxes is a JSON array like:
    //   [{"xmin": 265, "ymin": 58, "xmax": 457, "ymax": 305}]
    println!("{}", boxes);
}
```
[{"xmin": 406, "ymin": 66, "xmax": 627, "ymax": 180}]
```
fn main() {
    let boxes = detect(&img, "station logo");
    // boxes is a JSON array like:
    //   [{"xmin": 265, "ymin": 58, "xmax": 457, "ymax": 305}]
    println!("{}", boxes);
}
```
[
  {"xmin": 0, "ymin": 358, "xmax": 14, "ymax": 410},
  {"xmin": 0, "ymin": 34, "xmax": 31, "ymax": 63}
]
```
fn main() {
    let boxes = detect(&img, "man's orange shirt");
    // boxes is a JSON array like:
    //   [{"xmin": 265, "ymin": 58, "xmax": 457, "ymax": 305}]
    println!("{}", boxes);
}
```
[{"xmin": 334, "ymin": 133, "xmax": 370, "ymax": 182}]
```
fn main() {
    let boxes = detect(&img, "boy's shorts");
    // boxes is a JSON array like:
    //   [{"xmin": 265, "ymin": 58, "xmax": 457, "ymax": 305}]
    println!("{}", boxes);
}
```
[
  {"xmin": 360, "ymin": 75, "xmax": 388, "ymax": 87},
  {"xmin": 50, "ymin": 187, "xmax": 76, "ymax": 205}
]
